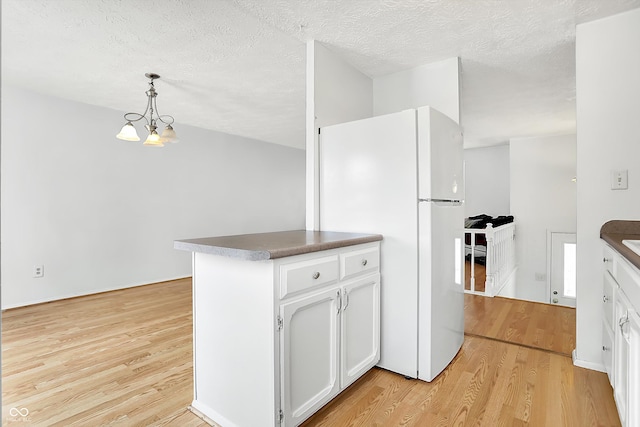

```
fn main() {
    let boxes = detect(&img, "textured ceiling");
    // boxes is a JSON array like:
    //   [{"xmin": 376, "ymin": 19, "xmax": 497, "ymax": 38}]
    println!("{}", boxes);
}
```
[{"xmin": 3, "ymin": 0, "xmax": 640, "ymax": 149}]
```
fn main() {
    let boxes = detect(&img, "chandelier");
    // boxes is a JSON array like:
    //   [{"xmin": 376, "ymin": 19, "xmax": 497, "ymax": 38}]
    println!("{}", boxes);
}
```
[{"xmin": 116, "ymin": 73, "xmax": 179, "ymax": 147}]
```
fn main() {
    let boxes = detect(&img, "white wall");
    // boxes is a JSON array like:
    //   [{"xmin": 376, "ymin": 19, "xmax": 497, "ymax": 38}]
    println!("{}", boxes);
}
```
[
  {"xmin": 463, "ymin": 145, "xmax": 510, "ymax": 218},
  {"xmin": 310, "ymin": 41, "xmax": 374, "ymax": 129},
  {"xmin": 575, "ymin": 8, "xmax": 640, "ymax": 369},
  {"xmin": 1, "ymin": 86, "xmax": 305, "ymax": 309},
  {"xmin": 510, "ymin": 134, "xmax": 577, "ymax": 303},
  {"xmin": 373, "ymin": 57, "xmax": 460, "ymax": 124},
  {"xmin": 306, "ymin": 40, "xmax": 373, "ymax": 230}
]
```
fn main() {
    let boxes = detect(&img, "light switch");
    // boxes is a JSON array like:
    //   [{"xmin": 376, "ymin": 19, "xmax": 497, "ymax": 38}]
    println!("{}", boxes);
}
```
[{"xmin": 611, "ymin": 170, "xmax": 628, "ymax": 190}]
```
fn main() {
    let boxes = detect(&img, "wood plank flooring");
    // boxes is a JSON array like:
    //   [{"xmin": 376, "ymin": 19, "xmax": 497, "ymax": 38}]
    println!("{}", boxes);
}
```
[
  {"xmin": 1, "ymin": 278, "xmax": 202, "ymax": 426},
  {"xmin": 303, "ymin": 338, "xmax": 619, "ymax": 426},
  {"xmin": 2, "ymin": 279, "xmax": 615, "ymax": 426},
  {"xmin": 464, "ymin": 293, "xmax": 576, "ymax": 355}
]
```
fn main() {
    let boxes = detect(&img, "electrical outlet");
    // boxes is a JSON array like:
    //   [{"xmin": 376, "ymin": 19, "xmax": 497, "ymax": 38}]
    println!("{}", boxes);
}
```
[
  {"xmin": 534, "ymin": 272, "xmax": 546, "ymax": 281},
  {"xmin": 33, "ymin": 265, "xmax": 44, "ymax": 278}
]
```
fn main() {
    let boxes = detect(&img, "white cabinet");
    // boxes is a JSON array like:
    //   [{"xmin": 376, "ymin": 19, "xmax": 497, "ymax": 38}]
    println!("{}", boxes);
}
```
[
  {"xmin": 279, "ymin": 255, "xmax": 339, "ymax": 299},
  {"xmin": 340, "ymin": 275, "xmax": 380, "ymax": 388},
  {"xmin": 602, "ymin": 242, "xmax": 640, "ymax": 427},
  {"xmin": 603, "ymin": 324, "xmax": 614, "ymax": 384},
  {"xmin": 279, "ymin": 255, "xmax": 380, "ymax": 426},
  {"xmin": 280, "ymin": 287, "xmax": 341, "ymax": 426},
  {"xmin": 603, "ymin": 271, "xmax": 617, "ymax": 384},
  {"xmin": 628, "ymin": 310, "xmax": 640, "ymax": 427},
  {"xmin": 604, "ymin": 272, "xmax": 617, "ymax": 331},
  {"xmin": 190, "ymin": 241, "xmax": 380, "ymax": 427},
  {"xmin": 614, "ymin": 289, "xmax": 631, "ymax": 425},
  {"xmin": 613, "ymin": 289, "xmax": 640, "ymax": 427}
]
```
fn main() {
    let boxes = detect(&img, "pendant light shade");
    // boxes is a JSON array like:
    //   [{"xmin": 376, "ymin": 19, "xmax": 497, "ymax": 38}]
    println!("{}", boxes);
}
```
[
  {"xmin": 116, "ymin": 122, "xmax": 141, "ymax": 141},
  {"xmin": 160, "ymin": 124, "xmax": 179, "ymax": 143},
  {"xmin": 143, "ymin": 130, "xmax": 164, "ymax": 147},
  {"xmin": 116, "ymin": 73, "xmax": 179, "ymax": 147}
]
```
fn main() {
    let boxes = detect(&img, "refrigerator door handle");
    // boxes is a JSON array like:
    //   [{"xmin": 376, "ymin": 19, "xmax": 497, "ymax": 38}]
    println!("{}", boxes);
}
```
[{"xmin": 419, "ymin": 198, "xmax": 462, "ymax": 206}]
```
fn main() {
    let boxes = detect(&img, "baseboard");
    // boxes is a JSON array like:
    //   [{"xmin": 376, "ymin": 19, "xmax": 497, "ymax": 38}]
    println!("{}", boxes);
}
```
[
  {"xmin": 572, "ymin": 349, "xmax": 606, "ymax": 372},
  {"xmin": 190, "ymin": 401, "xmax": 229, "ymax": 427},
  {"xmin": 1, "ymin": 276, "xmax": 191, "ymax": 311}
]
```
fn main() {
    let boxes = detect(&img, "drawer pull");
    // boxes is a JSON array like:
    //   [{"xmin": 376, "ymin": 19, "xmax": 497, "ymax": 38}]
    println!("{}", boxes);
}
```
[
  {"xmin": 361, "ymin": 259, "xmax": 368, "ymax": 266},
  {"xmin": 312, "ymin": 272, "xmax": 320, "ymax": 280},
  {"xmin": 603, "ymin": 295, "xmax": 609, "ymax": 303},
  {"xmin": 603, "ymin": 257, "xmax": 611, "ymax": 263}
]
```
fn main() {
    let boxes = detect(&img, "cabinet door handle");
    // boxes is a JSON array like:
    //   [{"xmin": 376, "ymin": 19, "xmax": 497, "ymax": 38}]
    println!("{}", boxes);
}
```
[
  {"xmin": 312, "ymin": 271, "xmax": 320, "ymax": 280},
  {"xmin": 603, "ymin": 295, "xmax": 609, "ymax": 303},
  {"xmin": 344, "ymin": 290, "xmax": 350, "ymax": 310},
  {"xmin": 619, "ymin": 315, "xmax": 629, "ymax": 333},
  {"xmin": 337, "ymin": 290, "xmax": 341, "ymax": 314},
  {"xmin": 361, "ymin": 259, "xmax": 368, "ymax": 266},
  {"xmin": 602, "ymin": 345, "xmax": 610, "ymax": 352},
  {"xmin": 603, "ymin": 257, "xmax": 611, "ymax": 263}
]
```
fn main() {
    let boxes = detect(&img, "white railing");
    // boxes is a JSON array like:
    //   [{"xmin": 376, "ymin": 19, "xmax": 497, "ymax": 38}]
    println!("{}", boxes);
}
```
[{"xmin": 464, "ymin": 222, "xmax": 516, "ymax": 297}]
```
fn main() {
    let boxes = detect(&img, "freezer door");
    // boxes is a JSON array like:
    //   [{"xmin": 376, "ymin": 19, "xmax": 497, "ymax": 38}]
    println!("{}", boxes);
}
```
[
  {"xmin": 417, "ymin": 106, "xmax": 464, "ymax": 201},
  {"xmin": 418, "ymin": 201, "xmax": 464, "ymax": 382}
]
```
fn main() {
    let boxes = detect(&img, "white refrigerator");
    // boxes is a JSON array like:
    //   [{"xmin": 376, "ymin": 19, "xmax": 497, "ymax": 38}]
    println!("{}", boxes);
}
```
[{"xmin": 319, "ymin": 106, "xmax": 464, "ymax": 381}]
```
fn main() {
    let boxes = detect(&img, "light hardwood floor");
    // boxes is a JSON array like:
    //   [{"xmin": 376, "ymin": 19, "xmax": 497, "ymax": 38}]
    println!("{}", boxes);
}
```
[
  {"xmin": 464, "ymin": 293, "xmax": 576, "ymax": 356},
  {"xmin": 2, "ymin": 278, "xmax": 203, "ymax": 426},
  {"xmin": 303, "ymin": 338, "xmax": 618, "ymax": 426},
  {"xmin": 2, "ymin": 279, "xmax": 617, "ymax": 426}
]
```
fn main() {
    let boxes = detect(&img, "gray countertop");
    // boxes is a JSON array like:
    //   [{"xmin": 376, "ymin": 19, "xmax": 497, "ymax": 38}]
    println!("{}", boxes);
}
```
[
  {"xmin": 174, "ymin": 230, "xmax": 383, "ymax": 261},
  {"xmin": 601, "ymin": 220, "xmax": 640, "ymax": 270}
]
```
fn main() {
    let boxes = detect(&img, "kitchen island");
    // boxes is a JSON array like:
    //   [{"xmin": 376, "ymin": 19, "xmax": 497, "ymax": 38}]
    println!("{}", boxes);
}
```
[{"xmin": 175, "ymin": 230, "xmax": 382, "ymax": 427}]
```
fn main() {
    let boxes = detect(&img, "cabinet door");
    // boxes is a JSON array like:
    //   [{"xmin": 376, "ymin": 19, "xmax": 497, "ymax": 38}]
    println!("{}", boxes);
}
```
[
  {"xmin": 604, "ymin": 272, "xmax": 617, "ymax": 330},
  {"xmin": 340, "ymin": 274, "xmax": 380, "ymax": 389},
  {"xmin": 280, "ymin": 287, "xmax": 340, "ymax": 426},
  {"xmin": 614, "ymin": 291, "xmax": 631, "ymax": 425},
  {"xmin": 628, "ymin": 310, "xmax": 640, "ymax": 427},
  {"xmin": 602, "ymin": 324, "xmax": 614, "ymax": 386}
]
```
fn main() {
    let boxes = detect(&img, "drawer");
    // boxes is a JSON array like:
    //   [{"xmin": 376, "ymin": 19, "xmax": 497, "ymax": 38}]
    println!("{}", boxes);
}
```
[
  {"xmin": 602, "ymin": 323, "xmax": 614, "ymax": 386},
  {"xmin": 603, "ymin": 244, "xmax": 616, "ymax": 279},
  {"xmin": 340, "ymin": 246, "xmax": 380, "ymax": 281},
  {"xmin": 279, "ymin": 255, "xmax": 339, "ymax": 299},
  {"xmin": 604, "ymin": 271, "xmax": 617, "ymax": 330},
  {"xmin": 617, "ymin": 258, "xmax": 640, "ymax": 313}
]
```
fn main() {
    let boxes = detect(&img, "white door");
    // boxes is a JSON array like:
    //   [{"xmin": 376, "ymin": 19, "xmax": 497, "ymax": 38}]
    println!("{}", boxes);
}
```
[
  {"xmin": 602, "ymin": 272, "xmax": 617, "ymax": 386},
  {"xmin": 602, "ymin": 324, "xmax": 615, "ymax": 386},
  {"xmin": 320, "ymin": 110, "xmax": 420, "ymax": 378},
  {"xmin": 549, "ymin": 232, "xmax": 577, "ymax": 307},
  {"xmin": 418, "ymin": 201, "xmax": 465, "ymax": 382},
  {"xmin": 614, "ymin": 291, "xmax": 631, "ymax": 425},
  {"xmin": 280, "ymin": 287, "xmax": 340, "ymax": 426},
  {"xmin": 340, "ymin": 274, "xmax": 380, "ymax": 389},
  {"xmin": 628, "ymin": 310, "xmax": 640, "ymax": 427},
  {"xmin": 417, "ymin": 106, "xmax": 464, "ymax": 201}
]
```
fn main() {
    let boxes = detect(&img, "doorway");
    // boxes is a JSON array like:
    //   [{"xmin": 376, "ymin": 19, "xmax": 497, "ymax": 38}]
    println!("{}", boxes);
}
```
[{"xmin": 549, "ymin": 232, "xmax": 577, "ymax": 308}]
